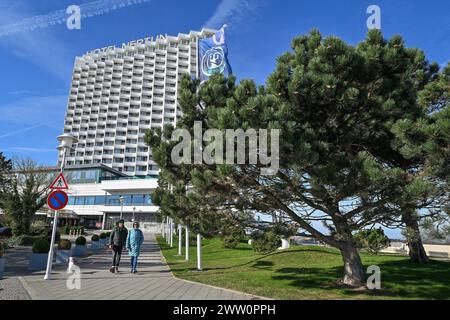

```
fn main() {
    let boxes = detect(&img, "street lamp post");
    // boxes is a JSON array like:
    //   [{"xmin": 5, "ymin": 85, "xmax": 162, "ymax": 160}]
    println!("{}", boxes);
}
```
[
  {"xmin": 44, "ymin": 134, "xmax": 77, "ymax": 281},
  {"xmin": 119, "ymin": 196, "xmax": 124, "ymax": 220}
]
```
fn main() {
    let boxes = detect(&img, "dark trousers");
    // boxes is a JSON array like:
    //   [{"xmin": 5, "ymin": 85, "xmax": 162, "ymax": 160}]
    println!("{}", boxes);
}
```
[
  {"xmin": 131, "ymin": 256, "xmax": 138, "ymax": 271},
  {"xmin": 112, "ymin": 245, "xmax": 123, "ymax": 267}
]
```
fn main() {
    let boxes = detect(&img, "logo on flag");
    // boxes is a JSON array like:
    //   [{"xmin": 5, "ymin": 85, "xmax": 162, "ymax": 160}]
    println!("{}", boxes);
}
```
[
  {"xmin": 199, "ymin": 25, "xmax": 232, "ymax": 82},
  {"xmin": 201, "ymin": 47, "xmax": 226, "ymax": 78}
]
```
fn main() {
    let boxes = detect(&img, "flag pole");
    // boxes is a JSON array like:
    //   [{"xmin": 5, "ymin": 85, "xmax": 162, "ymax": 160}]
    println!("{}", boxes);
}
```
[{"xmin": 196, "ymin": 35, "xmax": 200, "ymax": 80}]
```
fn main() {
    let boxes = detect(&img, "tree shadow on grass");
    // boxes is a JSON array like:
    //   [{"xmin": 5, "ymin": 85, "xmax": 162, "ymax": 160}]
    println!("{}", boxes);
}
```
[
  {"xmin": 272, "ymin": 258, "xmax": 450, "ymax": 299},
  {"xmin": 252, "ymin": 260, "xmax": 275, "ymax": 271},
  {"xmin": 182, "ymin": 248, "xmax": 339, "ymax": 273}
]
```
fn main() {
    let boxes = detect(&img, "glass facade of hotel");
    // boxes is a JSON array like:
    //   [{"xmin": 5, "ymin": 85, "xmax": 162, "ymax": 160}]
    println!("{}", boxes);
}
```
[{"xmin": 68, "ymin": 194, "xmax": 152, "ymax": 206}]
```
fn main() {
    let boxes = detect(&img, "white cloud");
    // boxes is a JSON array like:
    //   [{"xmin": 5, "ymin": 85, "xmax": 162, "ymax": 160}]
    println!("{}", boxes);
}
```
[
  {"xmin": 0, "ymin": 2, "xmax": 73, "ymax": 81},
  {"xmin": 2, "ymin": 147, "xmax": 56, "ymax": 153},
  {"xmin": 0, "ymin": 0, "xmax": 153, "ymax": 38},
  {"xmin": 0, "ymin": 95, "xmax": 67, "ymax": 129},
  {"xmin": 203, "ymin": 0, "xmax": 265, "ymax": 31},
  {"xmin": 0, "ymin": 125, "xmax": 43, "ymax": 140}
]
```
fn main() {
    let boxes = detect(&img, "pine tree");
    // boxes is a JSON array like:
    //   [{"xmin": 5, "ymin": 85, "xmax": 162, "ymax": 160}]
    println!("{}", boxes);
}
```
[
  {"xmin": 147, "ymin": 30, "xmax": 446, "ymax": 286},
  {"xmin": 391, "ymin": 62, "xmax": 450, "ymax": 259}
]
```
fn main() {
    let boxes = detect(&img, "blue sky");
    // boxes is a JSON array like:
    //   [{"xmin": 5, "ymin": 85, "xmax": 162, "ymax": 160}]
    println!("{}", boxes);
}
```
[
  {"xmin": 0, "ymin": 0, "xmax": 449, "ymax": 165},
  {"xmin": 0, "ymin": 0, "xmax": 448, "ymax": 238}
]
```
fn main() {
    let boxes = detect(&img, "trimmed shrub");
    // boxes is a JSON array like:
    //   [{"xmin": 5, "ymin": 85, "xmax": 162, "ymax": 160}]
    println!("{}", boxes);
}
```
[
  {"xmin": 222, "ymin": 236, "xmax": 240, "ymax": 249},
  {"xmin": 91, "ymin": 234, "xmax": 99, "ymax": 242},
  {"xmin": 105, "ymin": 232, "xmax": 111, "ymax": 238},
  {"xmin": 251, "ymin": 231, "xmax": 281, "ymax": 254},
  {"xmin": 57, "ymin": 239, "xmax": 72, "ymax": 250},
  {"xmin": 354, "ymin": 228, "xmax": 390, "ymax": 255},
  {"xmin": 99, "ymin": 232, "xmax": 108, "ymax": 239},
  {"xmin": 221, "ymin": 225, "xmax": 245, "ymax": 249},
  {"xmin": 32, "ymin": 238, "xmax": 50, "ymax": 254},
  {"xmin": 75, "ymin": 236, "xmax": 86, "ymax": 246}
]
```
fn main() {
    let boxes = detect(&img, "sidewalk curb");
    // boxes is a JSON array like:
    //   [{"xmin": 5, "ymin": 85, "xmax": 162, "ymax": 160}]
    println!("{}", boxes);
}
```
[{"xmin": 18, "ymin": 276, "xmax": 39, "ymax": 300}]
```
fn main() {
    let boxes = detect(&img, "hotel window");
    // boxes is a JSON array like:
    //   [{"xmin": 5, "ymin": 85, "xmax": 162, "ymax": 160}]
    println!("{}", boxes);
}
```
[
  {"xmin": 85, "ymin": 196, "xmax": 95, "ymax": 205},
  {"xmin": 95, "ymin": 195, "xmax": 106, "ymax": 205},
  {"xmin": 75, "ymin": 197, "xmax": 85, "ymax": 206}
]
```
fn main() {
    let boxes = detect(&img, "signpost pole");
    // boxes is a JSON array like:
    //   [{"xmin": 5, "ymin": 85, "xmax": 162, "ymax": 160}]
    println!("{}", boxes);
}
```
[
  {"xmin": 44, "ymin": 134, "xmax": 75, "ymax": 281},
  {"xmin": 44, "ymin": 149, "xmax": 66, "ymax": 280}
]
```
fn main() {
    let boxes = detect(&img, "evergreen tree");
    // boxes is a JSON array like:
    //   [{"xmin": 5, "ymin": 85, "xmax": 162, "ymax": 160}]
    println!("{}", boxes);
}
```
[
  {"xmin": 147, "ymin": 30, "xmax": 445, "ymax": 286},
  {"xmin": 391, "ymin": 62, "xmax": 450, "ymax": 256}
]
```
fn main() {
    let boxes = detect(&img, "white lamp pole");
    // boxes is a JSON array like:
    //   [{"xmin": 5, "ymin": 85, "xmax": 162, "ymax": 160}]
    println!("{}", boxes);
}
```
[
  {"xmin": 119, "ymin": 196, "xmax": 124, "ymax": 220},
  {"xmin": 44, "ymin": 134, "xmax": 77, "ymax": 281},
  {"xmin": 197, "ymin": 233, "xmax": 202, "ymax": 271},
  {"xmin": 185, "ymin": 225, "xmax": 189, "ymax": 261},
  {"xmin": 162, "ymin": 217, "xmax": 166, "ymax": 238},
  {"xmin": 166, "ymin": 218, "xmax": 170, "ymax": 243},
  {"xmin": 178, "ymin": 224, "xmax": 182, "ymax": 255}
]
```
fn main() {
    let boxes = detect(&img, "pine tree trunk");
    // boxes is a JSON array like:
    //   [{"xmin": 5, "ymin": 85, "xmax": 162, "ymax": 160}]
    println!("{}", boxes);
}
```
[
  {"xmin": 402, "ymin": 210, "xmax": 429, "ymax": 264},
  {"xmin": 333, "ymin": 219, "xmax": 366, "ymax": 287},
  {"xmin": 340, "ymin": 244, "xmax": 366, "ymax": 287}
]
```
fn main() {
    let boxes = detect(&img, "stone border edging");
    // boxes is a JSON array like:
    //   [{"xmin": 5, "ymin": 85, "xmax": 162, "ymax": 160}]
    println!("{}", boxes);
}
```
[{"xmin": 18, "ymin": 276, "xmax": 39, "ymax": 300}]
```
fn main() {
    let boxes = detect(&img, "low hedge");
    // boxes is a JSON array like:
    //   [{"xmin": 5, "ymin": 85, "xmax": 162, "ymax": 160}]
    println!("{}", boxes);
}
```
[
  {"xmin": 57, "ymin": 239, "xmax": 72, "ymax": 250},
  {"xmin": 91, "ymin": 234, "xmax": 99, "ymax": 242},
  {"xmin": 32, "ymin": 238, "xmax": 50, "ymax": 254},
  {"xmin": 75, "ymin": 236, "xmax": 86, "ymax": 246},
  {"xmin": 9, "ymin": 235, "xmax": 49, "ymax": 247},
  {"xmin": 99, "ymin": 232, "xmax": 108, "ymax": 239}
]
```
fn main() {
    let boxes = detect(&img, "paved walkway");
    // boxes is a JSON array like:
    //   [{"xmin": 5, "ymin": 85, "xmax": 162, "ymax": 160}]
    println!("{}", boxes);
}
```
[{"xmin": 16, "ymin": 234, "xmax": 258, "ymax": 300}]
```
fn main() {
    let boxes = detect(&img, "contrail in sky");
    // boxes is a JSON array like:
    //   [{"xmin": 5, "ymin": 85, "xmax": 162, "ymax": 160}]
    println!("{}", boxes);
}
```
[
  {"xmin": 0, "ymin": 0, "xmax": 152, "ymax": 38},
  {"xmin": 0, "ymin": 124, "xmax": 43, "ymax": 140}
]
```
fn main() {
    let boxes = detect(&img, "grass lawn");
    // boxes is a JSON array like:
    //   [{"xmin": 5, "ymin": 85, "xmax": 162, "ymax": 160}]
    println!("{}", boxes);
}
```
[{"xmin": 157, "ymin": 236, "xmax": 450, "ymax": 300}]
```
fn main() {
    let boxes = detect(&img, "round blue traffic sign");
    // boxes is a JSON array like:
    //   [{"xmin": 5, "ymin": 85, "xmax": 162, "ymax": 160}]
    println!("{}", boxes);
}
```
[{"xmin": 47, "ymin": 190, "xmax": 68, "ymax": 211}]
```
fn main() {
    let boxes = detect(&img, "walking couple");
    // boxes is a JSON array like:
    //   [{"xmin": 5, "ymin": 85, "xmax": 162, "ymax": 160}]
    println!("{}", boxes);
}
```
[{"xmin": 109, "ymin": 219, "xmax": 144, "ymax": 274}]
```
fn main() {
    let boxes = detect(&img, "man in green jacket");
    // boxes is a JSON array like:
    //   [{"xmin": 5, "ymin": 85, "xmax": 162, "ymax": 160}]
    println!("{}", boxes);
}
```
[{"xmin": 109, "ymin": 219, "xmax": 128, "ymax": 273}]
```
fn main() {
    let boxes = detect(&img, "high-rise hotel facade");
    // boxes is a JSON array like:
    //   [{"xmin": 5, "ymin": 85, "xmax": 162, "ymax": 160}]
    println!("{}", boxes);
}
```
[
  {"xmin": 60, "ymin": 28, "xmax": 216, "ymax": 176},
  {"xmin": 50, "ymin": 28, "xmax": 216, "ymax": 229}
]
